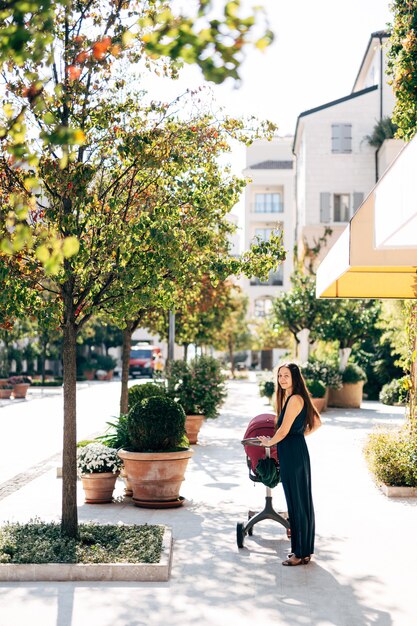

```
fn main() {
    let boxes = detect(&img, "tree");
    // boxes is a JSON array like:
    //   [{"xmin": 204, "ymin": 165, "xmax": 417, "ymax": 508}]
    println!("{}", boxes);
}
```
[
  {"xmin": 1, "ymin": 18, "xmax": 284, "ymax": 540},
  {"xmin": 315, "ymin": 299, "xmax": 382, "ymax": 371},
  {"xmin": 1, "ymin": 0, "xmax": 274, "ymax": 266}
]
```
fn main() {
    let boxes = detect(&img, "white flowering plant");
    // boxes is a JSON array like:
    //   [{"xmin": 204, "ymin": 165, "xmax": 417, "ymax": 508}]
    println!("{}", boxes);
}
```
[{"xmin": 76, "ymin": 443, "xmax": 122, "ymax": 477}]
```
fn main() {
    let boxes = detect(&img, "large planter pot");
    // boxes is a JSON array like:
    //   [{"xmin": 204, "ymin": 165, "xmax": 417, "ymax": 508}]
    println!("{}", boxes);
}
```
[
  {"xmin": 83, "ymin": 369, "xmax": 96, "ymax": 381},
  {"xmin": 185, "ymin": 414, "xmax": 205, "ymax": 445},
  {"xmin": 81, "ymin": 472, "xmax": 119, "ymax": 503},
  {"xmin": 118, "ymin": 448, "xmax": 193, "ymax": 508},
  {"xmin": 328, "ymin": 381, "xmax": 364, "ymax": 408},
  {"xmin": 12, "ymin": 383, "xmax": 30, "ymax": 399},
  {"xmin": 311, "ymin": 396, "xmax": 326, "ymax": 413},
  {"xmin": 0, "ymin": 388, "xmax": 13, "ymax": 399},
  {"xmin": 120, "ymin": 467, "xmax": 133, "ymax": 497}
]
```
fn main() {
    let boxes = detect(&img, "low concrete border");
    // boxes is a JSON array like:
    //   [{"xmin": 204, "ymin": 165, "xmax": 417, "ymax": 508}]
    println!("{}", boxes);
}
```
[
  {"xmin": 380, "ymin": 484, "xmax": 417, "ymax": 497},
  {"xmin": 0, "ymin": 527, "xmax": 172, "ymax": 582}
]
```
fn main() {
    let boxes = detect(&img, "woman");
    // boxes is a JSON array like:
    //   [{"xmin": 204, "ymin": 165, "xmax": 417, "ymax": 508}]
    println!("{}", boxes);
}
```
[{"xmin": 258, "ymin": 362, "xmax": 321, "ymax": 566}]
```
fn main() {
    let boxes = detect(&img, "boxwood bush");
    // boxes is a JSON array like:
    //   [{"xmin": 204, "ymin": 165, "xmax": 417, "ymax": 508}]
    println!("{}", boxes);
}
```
[
  {"xmin": 128, "ymin": 382, "xmax": 166, "ymax": 411},
  {"xmin": 306, "ymin": 379, "xmax": 326, "ymax": 398},
  {"xmin": 364, "ymin": 428, "xmax": 417, "ymax": 487},
  {"xmin": 258, "ymin": 378, "xmax": 275, "ymax": 400},
  {"xmin": 379, "ymin": 377, "xmax": 408, "ymax": 406},
  {"xmin": 342, "ymin": 363, "xmax": 367, "ymax": 384},
  {"xmin": 127, "ymin": 395, "xmax": 187, "ymax": 452}
]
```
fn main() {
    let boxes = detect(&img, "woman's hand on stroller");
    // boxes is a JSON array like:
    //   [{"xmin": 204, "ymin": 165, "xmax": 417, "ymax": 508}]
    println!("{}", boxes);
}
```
[{"xmin": 257, "ymin": 435, "xmax": 272, "ymax": 447}]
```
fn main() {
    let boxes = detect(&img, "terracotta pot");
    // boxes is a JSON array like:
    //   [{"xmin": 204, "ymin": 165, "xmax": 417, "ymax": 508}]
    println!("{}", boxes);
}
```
[
  {"xmin": 0, "ymin": 388, "xmax": 13, "ymax": 399},
  {"xmin": 328, "ymin": 381, "xmax": 364, "ymax": 408},
  {"xmin": 311, "ymin": 396, "xmax": 326, "ymax": 413},
  {"xmin": 185, "ymin": 414, "xmax": 205, "ymax": 445},
  {"xmin": 12, "ymin": 383, "xmax": 30, "ymax": 399},
  {"xmin": 104, "ymin": 370, "xmax": 114, "ymax": 381},
  {"xmin": 118, "ymin": 448, "xmax": 193, "ymax": 507},
  {"xmin": 83, "ymin": 370, "xmax": 96, "ymax": 381},
  {"xmin": 120, "ymin": 467, "xmax": 133, "ymax": 497},
  {"xmin": 81, "ymin": 471, "xmax": 119, "ymax": 503}
]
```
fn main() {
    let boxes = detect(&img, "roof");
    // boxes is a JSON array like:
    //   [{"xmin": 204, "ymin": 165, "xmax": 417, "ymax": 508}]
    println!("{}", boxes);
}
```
[
  {"xmin": 352, "ymin": 30, "xmax": 390, "ymax": 92},
  {"xmin": 248, "ymin": 160, "xmax": 293, "ymax": 170},
  {"xmin": 292, "ymin": 85, "xmax": 379, "ymax": 153}
]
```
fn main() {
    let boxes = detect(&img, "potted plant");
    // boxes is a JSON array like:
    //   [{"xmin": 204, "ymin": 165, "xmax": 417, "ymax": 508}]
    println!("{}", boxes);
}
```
[
  {"xmin": 8, "ymin": 375, "xmax": 32, "ymax": 399},
  {"xmin": 128, "ymin": 382, "xmax": 167, "ymax": 411},
  {"xmin": 95, "ymin": 354, "xmax": 118, "ymax": 380},
  {"xmin": 166, "ymin": 356, "xmax": 226, "ymax": 444},
  {"xmin": 77, "ymin": 443, "xmax": 122, "ymax": 503},
  {"xmin": 0, "ymin": 383, "xmax": 13, "ymax": 400},
  {"xmin": 80, "ymin": 359, "xmax": 98, "ymax": 381},
  {"xmin": 328, "ymin": 363, "xmax": 367, "ymax": 408},
  {"xmin": 118, "ymin": 395, "xmax": 193, "ymax": 508},
  {"xmin": 305, "ymin": 379, "xmax": 327, "ymax": 413},
  {"xmin": 258, "ymin": 376, "xmax": 275, "ymax": 405}
]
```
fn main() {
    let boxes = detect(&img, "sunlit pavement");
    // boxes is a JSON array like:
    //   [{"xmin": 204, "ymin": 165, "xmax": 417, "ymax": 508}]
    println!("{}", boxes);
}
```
[{"xmin": 0, "ymin": 377, "xmax": 414, "ymax": 626}]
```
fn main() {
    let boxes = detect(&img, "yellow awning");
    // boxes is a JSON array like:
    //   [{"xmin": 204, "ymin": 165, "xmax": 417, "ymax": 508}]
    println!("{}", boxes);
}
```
[{"xmin": 316, "ymin": 142, "xmax": 417, "ymax": 299}]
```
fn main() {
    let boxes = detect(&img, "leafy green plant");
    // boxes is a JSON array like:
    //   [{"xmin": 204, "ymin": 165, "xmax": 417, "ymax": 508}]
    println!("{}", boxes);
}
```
[
  {"xmin": 342, "ymin": 363, "xmax": 367, "ymax": 384},
  {"xmin": 8, "ymin": 375, "xmax": 32, "ymax": 385},
  {"xmin": 301, "ymin": 360, "xmax": 342, "ymax": 390},
  {"xmin": 365, "ymin": 117, "xmax": 398, "ymax": 147},
  {"xmin": 306, "ymin": 380, "xmax": 326, "ymax": 398},
  {"xmin": 166, "ymin": 356, "xmax": 226, "ymax": 419},
  {"xmin": 0, "ymin": 519, "xmax": 164, "ymax": 564},
  {"xmin": 127, "ymin": 396, "xmax": 188, "ymax": 452},
  {"xmin": 258, "ymin": 378, "xmax": 275, "ymax": 400},
  {"xmin": 364, "ymin": 428, "xmax": 417, "ymax": 486},
  {"xmin": 379, "ymin": 377, "xmax": 408, "ymax": 406},
  {"xmin": 128, "ymin": 382, "xmax": 166, "ymax": 412},
  {"xmin": 95, "ymin": 354, "xmax": 117, "ymax": 371},
  {"xmin": 96, "ymin": 414, "xmax": 131, "ymax": 450}
]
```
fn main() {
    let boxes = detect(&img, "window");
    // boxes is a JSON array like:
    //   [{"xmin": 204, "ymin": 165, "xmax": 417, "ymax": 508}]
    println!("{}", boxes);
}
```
[
  {"xmin": 254, "ymin": 228, "xmax": 274, "ymax": 241},
  {"xmin": 333, "ymin": 194, "xmax": 350, "ymax": 222},
  {"xmin": 254, "ymin": 298, "xmax": 273, "ymax": 318},
  {"xmin": 254, "ymin": 193, "xmax": 282, "ymax": 213},
  {"xmin": 320, "ymin": 192, "xmax": 364, "ymax": 223},
  {"xmin": 250, "ymin": 266, "xmax": 284, "ymax": 286},
  {"xmin": 331, "ymin": 124, "xmax": 352, "ymax": 153}
]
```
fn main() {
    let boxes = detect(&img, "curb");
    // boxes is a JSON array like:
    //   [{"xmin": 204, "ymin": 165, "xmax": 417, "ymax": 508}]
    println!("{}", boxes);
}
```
[
  {"xmin": 0, "ymin": 527, "xmax": 172, "ymax": 582},
  {"xmin": 379, "ymin": 484, "xmax": 417, "ymax": 497}
]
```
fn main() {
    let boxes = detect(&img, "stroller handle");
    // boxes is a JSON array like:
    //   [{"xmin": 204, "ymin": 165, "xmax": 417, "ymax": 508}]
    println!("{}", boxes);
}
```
[{"xmin": 241, "ymin": 437, "xmax": 265, "ymax": 447}]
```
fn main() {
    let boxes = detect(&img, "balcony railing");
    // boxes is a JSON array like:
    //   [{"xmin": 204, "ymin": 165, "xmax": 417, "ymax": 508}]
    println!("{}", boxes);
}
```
[{"xmin": 250, "ymin": 203, "xmax": 284, "ymax": 213}]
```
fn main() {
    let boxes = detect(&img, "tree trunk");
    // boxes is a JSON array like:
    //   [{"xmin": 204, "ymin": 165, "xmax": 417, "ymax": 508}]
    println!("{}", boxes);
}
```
[
  {"xmin": 339, "ymin": 347, "xmax": 352, "ymax": 372},
  {"xmin": 61, "ymin": 319, "xmax": 78, "ymax": 538},
  {"xmin": 229, "ymin": 338, "xmax": 235, "ymax": 379},
  {"xmin": 183, "ymin": 343, "xmax": 189, "ymax": 361},
  {"xmin": 120, "ymin": 323, "xmax": 133, "ymax": 416},
  {"xmin": 41, "ymin": 337, "xmax": 47, "ymax": 384}
]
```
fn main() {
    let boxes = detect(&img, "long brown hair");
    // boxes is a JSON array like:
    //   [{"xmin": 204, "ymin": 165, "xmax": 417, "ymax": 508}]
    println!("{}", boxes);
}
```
[{"xmin": 275, "ymin": 362, "xmax": 319, "ymax": 430}]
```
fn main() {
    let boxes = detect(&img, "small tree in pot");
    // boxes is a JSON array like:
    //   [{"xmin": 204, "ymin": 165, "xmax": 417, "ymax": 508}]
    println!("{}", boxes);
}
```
[{"xmin": 118, "ymin": 396, "xmax": 193, "ymax": 508}]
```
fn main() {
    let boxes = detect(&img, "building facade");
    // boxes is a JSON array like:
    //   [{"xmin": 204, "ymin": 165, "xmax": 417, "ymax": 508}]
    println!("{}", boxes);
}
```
[
  {"xmin": 241, "ymin": 136, "xmax": 296, "ymax": 319},
  {"xmin": 293, "ymin": 31, "xmax": 404, "ymax": 266}
]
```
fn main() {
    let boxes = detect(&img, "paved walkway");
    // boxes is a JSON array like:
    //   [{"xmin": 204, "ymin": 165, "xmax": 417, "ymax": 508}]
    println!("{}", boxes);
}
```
[{"xmin": 0, "ymin": 378, "xmax": 414, "ymax": 626}]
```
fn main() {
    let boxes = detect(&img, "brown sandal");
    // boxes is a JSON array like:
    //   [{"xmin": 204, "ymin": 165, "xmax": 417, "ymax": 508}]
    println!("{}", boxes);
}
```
[{"xmin": 282, "ymin": 556, "xmax": 311, "ymax": 566}]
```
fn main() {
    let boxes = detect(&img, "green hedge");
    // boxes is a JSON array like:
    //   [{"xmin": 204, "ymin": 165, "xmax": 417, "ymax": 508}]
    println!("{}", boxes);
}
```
[
  {"xmin": 364, "ymin": 428, "xmax": 417, "ymax": 487},
  {"xmin": 379, "ymin": 377, "xmax": 408, "ymax": 406}
]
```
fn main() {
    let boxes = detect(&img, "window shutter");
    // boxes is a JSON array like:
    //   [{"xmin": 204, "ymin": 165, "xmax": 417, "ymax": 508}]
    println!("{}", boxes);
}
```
[
  {"xmin": 352, "ymin": 192, "xmax": 364, "ymax": 215},
  {"xmin": 341, "ymin": 124, "xmax": 352, "ymax": 152},
  {"xmin": 331, "ymin": 124, "xmax": 341, "ymax": 152},
  {"xmin": 320, "ymin": 192, "xmax": 331, "ymax": 223}
]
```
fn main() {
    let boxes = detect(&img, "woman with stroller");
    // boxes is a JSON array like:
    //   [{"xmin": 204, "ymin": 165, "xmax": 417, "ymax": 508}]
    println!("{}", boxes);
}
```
[{"xmin": 258, "ymin": 362, "xmax": 321, "ymax": 566}]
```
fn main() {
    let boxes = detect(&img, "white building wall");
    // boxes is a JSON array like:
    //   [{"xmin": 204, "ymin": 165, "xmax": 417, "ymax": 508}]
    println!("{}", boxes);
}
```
[{"xmin": 241, "ymin": 136, "xmax": 295, "ymax": 317}]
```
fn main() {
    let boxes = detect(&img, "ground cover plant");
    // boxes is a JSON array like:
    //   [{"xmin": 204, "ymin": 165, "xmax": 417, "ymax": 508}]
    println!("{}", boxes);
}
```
[{"xmin": 0, "ymin": 520, "xmax": 164, "ymax": 564}]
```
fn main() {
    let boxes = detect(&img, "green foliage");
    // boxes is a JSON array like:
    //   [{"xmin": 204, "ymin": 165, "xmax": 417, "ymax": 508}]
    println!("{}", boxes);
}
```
[
  {"xmin": 342, "ymin": 363, "xmax": 367, "ymax": 384},
  {"xmin": 96, "ymin": 415, "xmax": 131, "ymax": 450},
  {"xmin": 315, "ymin": 300, "xmax": 382, "ymax": 351},
  {"xmin": 379, "ymin": 377, "xmax": 409, "ymax": 406},
  {"xmin": 0, "ymin": 519, "xmax": 164, "ymax": 564},
  {"xmin": 364, "ymin": 428, "xmax": 417, "ymax": 487},
  {"xmin": 301, "ymin": 359, "xmax": 343, "ymax": 390},
  {"xmin": 306, "ymin": 379, "xmax": 326, "ymax": 398},
  {"xmin": 365, "ymin": 117, "xmax": 398, "ymax": 147},
  {"xmin": 387, "ymin": 2, "xmax": 417, "ymax": 140},
  {"xmin": 127, "ymin": 396, "xmax": 187, "ymax": 452},
  {"xmin": 94, "ymin": 354, "xmax": 117, "ymax": 371},
  {"xmin": 258, "ymin": 378, "xmax": 275, "ymax": 400},
  {"xmin": 166, "ymin": 356, "xmax": 227, "ymax": 418},
  {"xmin": 128, "ymin": 382, "xmax": 166, "ymax": 411}
]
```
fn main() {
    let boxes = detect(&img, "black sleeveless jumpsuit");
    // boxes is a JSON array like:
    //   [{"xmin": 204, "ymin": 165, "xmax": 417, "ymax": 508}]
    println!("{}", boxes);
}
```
[{"xmin": 277, "ymin": 396, "xmax": 315, "ymax": 559}]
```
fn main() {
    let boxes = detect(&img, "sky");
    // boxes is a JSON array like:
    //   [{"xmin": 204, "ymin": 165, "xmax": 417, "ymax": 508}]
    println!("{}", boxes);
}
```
[{"xmin": 143, "ymin": 0, "xmax": 393, "ymax": 215}]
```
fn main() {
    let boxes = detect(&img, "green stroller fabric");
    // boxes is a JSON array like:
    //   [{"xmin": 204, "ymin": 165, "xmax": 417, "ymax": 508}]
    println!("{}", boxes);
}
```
[{"xmin": 255, "ymin": 457, "xmax": 280, "ymax": 488}]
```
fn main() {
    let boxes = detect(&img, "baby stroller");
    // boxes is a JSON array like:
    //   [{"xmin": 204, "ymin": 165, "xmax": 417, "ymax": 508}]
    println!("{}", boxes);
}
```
[{"xmin": 236, "ymin": 413, "xmax": 290, "ymax": 548}]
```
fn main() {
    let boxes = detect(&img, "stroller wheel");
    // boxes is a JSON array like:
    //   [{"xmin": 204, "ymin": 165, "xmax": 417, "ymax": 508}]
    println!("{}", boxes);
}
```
[
  {"xmin": 236, "ymin": 522, "xmax": 245, "ymax": 548},
  {"xmin": 247, "ymin": 512, "xmax": 254, "ymax": 536}
]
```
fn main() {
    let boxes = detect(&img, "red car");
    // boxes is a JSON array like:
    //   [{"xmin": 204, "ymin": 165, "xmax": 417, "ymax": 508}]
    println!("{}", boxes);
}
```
[{"xmin": 129, "ymin": 344, "xmax": 161, "ymax": 378}]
